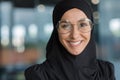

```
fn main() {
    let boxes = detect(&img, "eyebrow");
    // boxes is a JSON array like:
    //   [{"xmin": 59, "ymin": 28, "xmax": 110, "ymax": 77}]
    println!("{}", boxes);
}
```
[
  {"xmin": 60, "ymin": 18, "xmax": 90, "ymax": 23},
  {"xmin": 59, "ymin": 20, "xmax": 70, "ymax": 23}
]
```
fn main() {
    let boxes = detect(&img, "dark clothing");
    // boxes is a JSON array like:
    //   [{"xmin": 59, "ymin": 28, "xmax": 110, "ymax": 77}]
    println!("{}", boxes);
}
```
[
  {"xmin": 24, "ymin": 0, "xmax": 115, "ymax": 80},
  {"xmin": 25, "ymin": 60, "xmax": 115, "ymax": 80}
]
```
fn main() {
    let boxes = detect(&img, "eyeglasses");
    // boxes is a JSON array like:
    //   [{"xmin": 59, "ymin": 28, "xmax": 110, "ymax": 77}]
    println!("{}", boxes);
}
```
[{"xmin": 56, "ymin": 18, "xmax": 93, "ymax": 34}]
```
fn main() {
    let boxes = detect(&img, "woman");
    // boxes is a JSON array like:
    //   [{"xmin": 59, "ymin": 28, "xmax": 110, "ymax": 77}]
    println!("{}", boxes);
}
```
[{"xmin": 25, "ymin": 0, "xmax": 115, "ymax": 80}]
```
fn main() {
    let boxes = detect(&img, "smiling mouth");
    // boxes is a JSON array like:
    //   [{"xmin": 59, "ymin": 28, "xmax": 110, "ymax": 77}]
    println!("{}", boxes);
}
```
[{"xmin": 69, "ymin": 41, "xmax": 82, "ymax": 46}]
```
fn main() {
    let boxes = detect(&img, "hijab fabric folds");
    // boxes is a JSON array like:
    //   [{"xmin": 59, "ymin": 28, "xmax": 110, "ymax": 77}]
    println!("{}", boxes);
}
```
[{"xmin": 25, "ymin": 0, "xmax": 115, "ymax": 80}]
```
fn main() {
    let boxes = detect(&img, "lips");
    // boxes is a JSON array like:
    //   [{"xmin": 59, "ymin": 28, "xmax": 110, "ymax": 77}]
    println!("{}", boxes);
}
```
[{"xmin": 69, "ymin": 41, "xmax": 82, "ymax": 46}]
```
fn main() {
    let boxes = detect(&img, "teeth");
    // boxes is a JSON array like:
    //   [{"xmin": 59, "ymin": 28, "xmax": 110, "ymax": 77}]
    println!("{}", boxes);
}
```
[{"xmin": 70, "ymin": 41, "xmax": 81, "ymax": 45}]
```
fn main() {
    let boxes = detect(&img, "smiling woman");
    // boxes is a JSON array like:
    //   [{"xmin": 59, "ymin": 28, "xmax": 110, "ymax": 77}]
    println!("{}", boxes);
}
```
[{"xmin": 24, "ymin": 0, "xmax": 116, "ymax": 80}]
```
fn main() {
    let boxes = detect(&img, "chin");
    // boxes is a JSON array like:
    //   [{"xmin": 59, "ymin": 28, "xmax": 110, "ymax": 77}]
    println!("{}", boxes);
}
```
[{"xmin": 69, "ymin": 50, "xmax": 82, "ymax": 56}]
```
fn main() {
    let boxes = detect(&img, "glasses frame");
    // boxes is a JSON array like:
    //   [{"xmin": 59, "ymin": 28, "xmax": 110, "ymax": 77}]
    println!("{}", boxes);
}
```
[{"xmin": 56, "ymin": 18, "xmax": 94, "ymax": 34}]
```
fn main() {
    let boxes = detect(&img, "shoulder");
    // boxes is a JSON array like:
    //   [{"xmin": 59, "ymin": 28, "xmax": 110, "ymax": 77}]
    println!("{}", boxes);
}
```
[
  {"xmin": 25, "ymin": 64, "xmax": 42, "ymax": 74},
  {"xmin": 97, "ymin": 59, "xmax": 115, "ymax": 80},
  {"xmin": 24, "ymin": 64, "xmax": 42, "ymax": 80},
  {"xmin": 97, "ymin": 59, "xmax": 114, "ymax": 69},
  {"xmin": 24, "ymin": 62, "xmax": 47, "ymax": 80}
]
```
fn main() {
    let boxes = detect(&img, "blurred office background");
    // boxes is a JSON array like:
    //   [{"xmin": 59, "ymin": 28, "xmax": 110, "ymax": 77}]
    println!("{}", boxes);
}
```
[{"xmin": 0, "ymin": 0, "xmax": 120, "ymax": 80}]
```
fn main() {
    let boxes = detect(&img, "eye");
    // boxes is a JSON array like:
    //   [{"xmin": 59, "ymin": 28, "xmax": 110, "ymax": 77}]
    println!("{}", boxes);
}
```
[
  {"xmin": 78, "ymin": 21, "xmax": 90, "ymax": 28},
  {"xmin": 59, "ymin": 22, "xmax": 71, "ymax": 30},
  {"xmin": 79, "ymin": 22, "xmax": 88, "ymax": 27}
]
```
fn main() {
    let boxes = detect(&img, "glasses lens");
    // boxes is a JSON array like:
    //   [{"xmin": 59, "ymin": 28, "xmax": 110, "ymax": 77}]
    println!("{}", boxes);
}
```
[
  {"xmin": 58, "ymin": 21, "xmax": 72, "ymax": 33},
  {"xmin": 78, "ymin": 19, "xmax": 92, "ymax": 33},
  {"xmin": 57, "ymin": 19, "xmax": 93, "ymax": 34}
]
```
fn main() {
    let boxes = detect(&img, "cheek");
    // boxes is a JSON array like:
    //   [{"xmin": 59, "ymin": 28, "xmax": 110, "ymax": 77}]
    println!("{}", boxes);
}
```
[
  {"xmin": 81, "ymin": 32, "xmax": 91, "ymax": 46},
  {"xmin": 83, "ymin": 32, "xmax": 91, "ymax": 39},
  {"xmin": 58, "ymin": 33, "xmax": 69, "ymax": 44},
  {"xmin": 88, "ymin": 33, "xmax": 91, "ymax": 40},
  {"xmin": 85, "ymin": 33, "xmax": 91, "ymax": 43}
]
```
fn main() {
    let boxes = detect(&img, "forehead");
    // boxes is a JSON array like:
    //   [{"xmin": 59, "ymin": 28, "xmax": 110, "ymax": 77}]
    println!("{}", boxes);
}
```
[{"xmin": 61, "ymin": 8, "xmax": 87, "ymax": 22}]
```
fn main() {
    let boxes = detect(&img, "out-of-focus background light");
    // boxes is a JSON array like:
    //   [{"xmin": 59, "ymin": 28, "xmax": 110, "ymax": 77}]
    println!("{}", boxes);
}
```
[
  {"xmin": 28, "ymin": 24, "xmax": 38, "ymax": 39},
  {"xmin": 12, "ymin": 25, "xmax": 26, "ymax": 53},
  {"xmin": 44, "ymin": 23, "xmax": 53, "ymax": 36},
  {"xmin": 37, "ymin": 4, "xmax": 46, "ymax": 12},
  {"xmin": 91, "ymin": 0, "xmax": 100, "ymax": 5},
  {"xmin": 109, "ymin": 19, "xmax": 120, "ymax": 37},
  {"xmin": 1, "ymin": 25, "xmax": 10, "ymax": 47}
]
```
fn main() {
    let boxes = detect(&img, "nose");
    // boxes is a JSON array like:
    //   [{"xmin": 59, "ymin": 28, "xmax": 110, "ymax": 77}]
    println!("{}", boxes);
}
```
[{"xmin": 70, "ymin": 25, "xmax": 81, "ymax": 39}]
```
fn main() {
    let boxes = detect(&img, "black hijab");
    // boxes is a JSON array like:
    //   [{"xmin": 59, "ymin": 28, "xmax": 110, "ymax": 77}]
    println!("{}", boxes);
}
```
[
  {"xmin": 25, "ymin": 0, "xmax": 116, "ymax": 80},
  {"xmin": 46, "ymin": 0, "xmax": 97, "ymax": 80}
]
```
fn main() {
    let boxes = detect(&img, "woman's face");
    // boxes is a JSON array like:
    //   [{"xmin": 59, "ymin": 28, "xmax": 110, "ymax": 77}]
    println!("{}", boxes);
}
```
[{"xmin": 58, "ymin": 8, "xmax": 91, "ymax": 55}]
